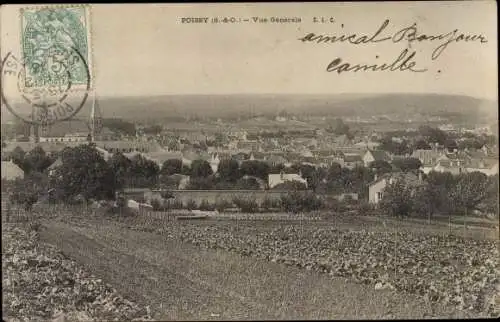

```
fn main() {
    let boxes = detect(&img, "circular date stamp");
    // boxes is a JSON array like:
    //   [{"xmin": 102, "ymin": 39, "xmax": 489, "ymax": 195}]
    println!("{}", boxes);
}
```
[
  {"xmin": 1, "ymin": 6, "xmax": 92, "ymax": 127},
  {"xmin": 1, "ymin": 48, "xmax": 91, "ymax": 127}
]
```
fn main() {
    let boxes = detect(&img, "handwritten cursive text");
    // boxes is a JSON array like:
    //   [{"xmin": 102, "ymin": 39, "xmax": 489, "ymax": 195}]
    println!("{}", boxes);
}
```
[
  {"xmin": 299, "ymin": 19, "xmax": 488, "ymax": 60},
  {"xmin": 326, "ymin": 49, "xmax": 427, "ymax": 74}
]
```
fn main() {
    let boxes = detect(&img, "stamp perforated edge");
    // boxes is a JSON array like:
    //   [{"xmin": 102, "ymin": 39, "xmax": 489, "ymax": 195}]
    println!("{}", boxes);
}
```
[{"xmin": 18, "ymin": 4, "xmax": 95, "ymax": 92}]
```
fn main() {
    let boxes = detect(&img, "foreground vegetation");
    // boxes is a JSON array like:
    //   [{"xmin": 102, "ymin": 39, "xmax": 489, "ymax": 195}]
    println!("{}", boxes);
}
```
[
  {"xmin": 2, "ymin": 223, "xmax": 153, "ymax": 322},
  {"xmin": 120, "ymin": 218, "xmax": 500, "ymax": 318}
]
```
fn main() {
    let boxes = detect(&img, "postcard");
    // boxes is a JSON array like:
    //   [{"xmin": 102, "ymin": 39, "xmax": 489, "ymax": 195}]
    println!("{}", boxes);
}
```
[{"xmin": 1, "ymin": 2, "xmax": 498, "ymax": 321}]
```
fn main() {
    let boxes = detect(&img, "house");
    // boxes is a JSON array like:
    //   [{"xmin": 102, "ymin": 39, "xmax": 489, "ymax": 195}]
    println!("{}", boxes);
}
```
[
  {"xmin": 95, "ymin": 146, "xmax": 112, "ymax": 161},
  {"xmin": 38, "ymin": 119, "xmax": 91, "ymax": 143},
  {"xmin": 39, "ymin": 132, "xmax": 89, "ymax": 143},
  {"xmin": 432, "ymin": 158, "xmax": 465, "ymax": 175},
  {"xmin": 268, "ymin": 173, "xmax": 308, "ymax": 189},
  {"xmin": 237, "ymin": 140, "xmax": 260, "ymax": 151},
  {"xmin": 428, "ymin": 152, "xmax": 471, "ymax": 175},
  {"xmin": 2, "ymin": 142, "xmax": 69, "ymax": 158},
  {"xmin": 482, "ymin": 144, "xmax": 499, "ymax": 157},
  {"xmin": 465, "ymin": 157, "xmax": 499, "ymax": 176},
  {"xmin": 241, "ymin": 175, "xmax": 267, "ymax": 190},
  {"xmin": 343, "ymin": 154, "xmax": 363, "ymax": 169},
  {"xmin": 143, "ymin": 151, "xmax": 183, "ymax": 168},
  {"xmin": 363, "ymin": 150, "xmax": 391, "ymax": 167},
  {"xmin": 354, "ymin": 140, "xmax": 380, "ymax": 150},
  {"xmin": 368, "ymin": 171, "xmax": 423, "ymax": 204},
  {"xmin": 265, "ymin": 154, "xmax": 289, "ymax": 167},
  {"xmin": 95, "ymin": 140, "xmax": 164, "ymax": 154},
  {"xmin": 411, "ymin": 149, "xmax": 446, "ymax": 174},
  {"xmin": 1, "ymin": 160, "xmax": 24, "ymax": 181},
  {"xmin": 123, "ymin": 151, "xmax": 143, "ymax": 161}
]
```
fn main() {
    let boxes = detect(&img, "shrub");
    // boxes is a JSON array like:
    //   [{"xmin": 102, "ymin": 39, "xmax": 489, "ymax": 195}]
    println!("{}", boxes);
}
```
[
  {"xmin": 233, "ymin": 196, "xmax": 259, "ymax": 213},
  {"xmin": 358, "ymin": 201, "xmax": 378, "ymax": 216},
  {"xmin": 186, "ymin": 199, "xmax": 197, "ymax": 210},
  {"xmin": 215, "ymin": 199, "xmax": 232, "ymax": 213},
  {"xmin": 322, "ymin": 197, "xmax": 348, "ymax": 213},
  {"xmin": 115, "ymin": 194, "xmax": 127, "ymax": 208},
  {"xmin": 166, "ymin": 199, "xmax": 183, "ymax": 210},
  {"xmin": 281, "ymin": 191, "xmax": 323, "ymax": 213},
  {"xmin": 160, "ymin": 190, "xmax": 175, "ymax": 199},
  {"xmin": 150, "ymin": 198, "xmax": 162, "ymax": 211},
  {"xmin": 261, "ymin": 196, "xmax": 281, "ymax": 212},
  {"xmin": 199, "ymin": 199, "xmax": 216, "ymax": 211}
]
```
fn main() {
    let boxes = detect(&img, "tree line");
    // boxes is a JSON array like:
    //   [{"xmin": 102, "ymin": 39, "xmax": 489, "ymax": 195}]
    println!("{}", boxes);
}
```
[
  {"xmin": 4, "ymin": 144, "xmax": 498, "ymax": 221},
  {"xmin": 380, "ymin": 171, "xmax": 498, "ymax": 222}
]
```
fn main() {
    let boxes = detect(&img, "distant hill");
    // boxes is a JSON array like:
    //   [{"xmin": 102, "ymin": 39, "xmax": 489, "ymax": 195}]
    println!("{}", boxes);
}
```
[
  {"xmin": 2, "ymin": 93, "xmax": 497, "ymax": 124},
  {"xmin": 95, "ymin": 93, "xmax": 497, "ymax": 122}
]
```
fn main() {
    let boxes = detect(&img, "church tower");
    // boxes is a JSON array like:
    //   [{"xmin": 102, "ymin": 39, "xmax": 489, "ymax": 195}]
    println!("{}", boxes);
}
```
[{"xmin": 88, "ymin": 91, "xmax": 103, "ymax": 142}]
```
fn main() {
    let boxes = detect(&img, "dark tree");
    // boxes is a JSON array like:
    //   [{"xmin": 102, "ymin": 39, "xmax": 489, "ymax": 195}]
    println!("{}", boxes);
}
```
[
  {"xmin": 414, "ymin": 139, "xmax": 431, "ymax": 150},
  {"xmin": 330, "ymin": 118, "xmax": 350, "ymax": 136},
  {"xmin": 217, "ymin": 159, "xmax": 241, "ymax": 182},
  {"xmin": 369, "ymin": 160, "xmax": 393, "ymax": 175},
  {"xmin": 450, "ymin": 172, "xmax": 489, "ymax": 216},
  {"xmin": 269, "ymin": 163, "xmax": 286, "ymax": 174},
  {"xmin": 11, "ymin": 146, "xmax": 29, "ymax": 173},
  {"xmin": 235, "ymin": 177, "xmax": 261, "ymax": 190},
  {"xmin": 449, "ymin": 172, "xmax": 489, "ymax": 232},
  {"xmin": 143, "ymin": 124, "xmax": 163, "ymax": 136},
  {"xmin": 392, "ymin": 157, "xmax": 422, "ymax": 172},
  {"xmin": 128, "ymin": 155, "xmax": 160, "ymax": 187},
  {"xmin": 444, "ymin": 138, "xmax": 459, "ymax": 152},
  {"xmin": 53, "ymin": 145, "xmax": 116, "ymax": 201},
  {"xmin": 108, "ymin": 152, "xmax": 132, "ymax": 189},
  {"xmin": 240, "ymin": 160, "xmax": 270, "ymax": 181},
  {"xmin": 190, "ymin": 159, "xmax": 213, "ymax": 178},
  {"xmin": 379, "ymin": 137, "xmax": 411, "ymax": 155},
  {"xmin": 379, "ymin": 179, "xmax": 414, "ymax": 218},
  {"xmin": 187, "ymin": 176, "xmax": 215, "ymax": 190},
  {"xmin": 102, "ymin": 118, "xmax": 136, "ymax": 136},
  {"xmin": 458, "ymin": 138, "xmax": 484, "ymax": 150},
  {"xmin": 24, "ymin": 146, "xmax": 53, "ymax": 173},
  {"xmin": 418, "ymin": 126, "xmax": 447, "ymax": 145},
  {"xmin": 161, "ymin": 159, "xmax": 183, "ymax": 176}
]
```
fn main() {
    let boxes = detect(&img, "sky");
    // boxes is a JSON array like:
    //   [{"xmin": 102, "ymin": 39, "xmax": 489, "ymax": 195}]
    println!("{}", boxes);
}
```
[{"xmin": 0, "ymin": 1, "xmax": 497, "ymax": 100}]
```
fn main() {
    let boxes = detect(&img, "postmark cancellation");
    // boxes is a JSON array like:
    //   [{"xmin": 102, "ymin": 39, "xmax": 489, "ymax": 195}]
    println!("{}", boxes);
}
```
[{"xmin": 1, "ymin": 5, "xmax": 93, "ymax": 126}]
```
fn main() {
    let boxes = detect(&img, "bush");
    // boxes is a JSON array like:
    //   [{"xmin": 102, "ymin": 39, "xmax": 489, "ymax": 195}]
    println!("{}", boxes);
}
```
[
  {"xmin": 199, "ymin": 199, "xmax": 215, "ymax": 211},
  {"xmin": 215, "ymin": 199, "xmax": 232, "ymax": 213},
  {"xmin": 261, "ymin": 196, "xmax": 281, "ymax": 212},
  {"xmin": 233, "ymin": 196, "xmax": 259, "ymax": 213},
  {"xmin": 150, "ymin": 198, "xmax": 162, "ymax": 211},
  {"xmin": 115, "ymin": 194, "xmax": 127, "ymax": 208},
  {"xmin": 358, "ymin": 201, "xmax": 378, "ymax": 216},
  {"xmin": 281, "ymin": 191, "xmax": 323, "ymax": 213},
  {"xmin": 186, "ymin": 199, "xmax": 197, "ymax": 210},
  {"xmin": 166, "ymin": 199, "xmax": 183, "ymax": 210},
  {"xmin": 322, "ymin": 197, "xmax": 347, "ymax": 213}
]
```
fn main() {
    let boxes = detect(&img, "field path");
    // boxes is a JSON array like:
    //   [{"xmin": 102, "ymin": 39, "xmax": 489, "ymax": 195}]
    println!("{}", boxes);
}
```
[{"xmin": 39, "ymin": 220, "xmax": 460, "ymax": 320}]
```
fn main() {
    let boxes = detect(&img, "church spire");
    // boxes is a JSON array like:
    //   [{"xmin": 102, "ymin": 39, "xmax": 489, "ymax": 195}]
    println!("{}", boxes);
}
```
[{"xmin": 89, "ymin": 91, "xmax": 103, "ymax": 142}]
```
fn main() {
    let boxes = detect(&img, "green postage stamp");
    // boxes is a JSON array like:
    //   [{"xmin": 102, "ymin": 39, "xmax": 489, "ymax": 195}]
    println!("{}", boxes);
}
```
[{"xmin": 20, "ymin": 5, "xmax": 92, "ymax": 89}]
